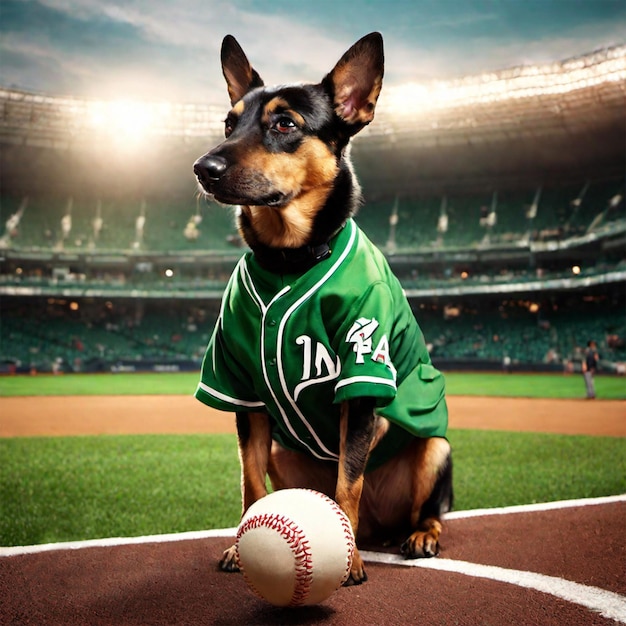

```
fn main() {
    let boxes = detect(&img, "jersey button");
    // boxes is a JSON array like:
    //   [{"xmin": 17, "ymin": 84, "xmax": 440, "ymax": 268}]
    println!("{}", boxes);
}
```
[
  {"xmin": 268, "ymin": 319, "xmax": 277, "ymax": 326},
  {"xmin": 269, "ymin": 358, "xmax": 276, "ymax": 366}
]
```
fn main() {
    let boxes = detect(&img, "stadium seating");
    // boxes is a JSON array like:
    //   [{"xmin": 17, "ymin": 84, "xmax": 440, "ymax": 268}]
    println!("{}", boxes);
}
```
[
  {"xmin": 2, "ymin": 177, "xmax": 622, "ymax": 254},
  {"xmin": 1, "ymin": 301, "xmax": 217, "ymax": 372},
  {"xmin": 418, "ymin": 306, "xmax": 625, "ymax": 366},
  {"xmin": 1, "ymin": 178, "xmax": 623, "ymax": 373},
  {"xmin": 0, "ymin": 195, "xmax": 242, "ymax": 252},
  {"xmin": 354, "ymin": 181, "xmax": 624, "ymax": 252},
  {"xmin": 2, "ymin": 296, "xmax": 623, "ymax": 373}
]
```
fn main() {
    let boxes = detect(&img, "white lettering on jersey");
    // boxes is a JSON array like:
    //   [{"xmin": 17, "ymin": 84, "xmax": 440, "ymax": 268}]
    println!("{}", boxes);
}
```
[
  {"xmin": 345, "ymin": 317, "xmax": 379, "ymax": 364},
  {"xmin": 297, "ymin": 334, "xmax": 313, "ymax": 381},
  {"xmin": 371, "ymin": 334, "xmax": 397, "ymax": 380},
  {"xmin": 315, "ymin": 342, "xmax": 337, "ymax": 378},
  {"xmin": 294, "ymin": 335, "xmax": 341, "ymax": 401},
  {"xmin": 346, "ymin": 317, "xmax": 378, "ymax": 363}
]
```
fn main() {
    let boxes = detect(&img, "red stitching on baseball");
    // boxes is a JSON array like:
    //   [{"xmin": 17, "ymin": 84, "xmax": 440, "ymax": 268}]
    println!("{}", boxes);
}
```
[
  {"xmin": 301, "ymin": 490, "xmax": 356, "ymax": 584},
  {"xmin": 237, "ymin": 513, "xmax": 314, "ymax": 606}
]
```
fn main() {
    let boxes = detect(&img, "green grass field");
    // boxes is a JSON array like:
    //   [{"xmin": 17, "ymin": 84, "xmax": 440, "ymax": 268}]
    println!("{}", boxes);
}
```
[
  {"xmin": 2, "ymin": 431, "xmax": 624, "ymax": 547},
  {"xmin": 1, "ymin": 371, "xmax": 625, "ymax": 547},
  {"xmin": 1, "ymin": 370, "xmax": 625, "ymax": 398}
]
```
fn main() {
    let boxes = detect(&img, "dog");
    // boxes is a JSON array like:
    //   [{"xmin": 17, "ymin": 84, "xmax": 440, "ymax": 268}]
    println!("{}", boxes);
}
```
[{"xmin": 193, "ymin": 32, "xmax": 452, "ymax": 585}]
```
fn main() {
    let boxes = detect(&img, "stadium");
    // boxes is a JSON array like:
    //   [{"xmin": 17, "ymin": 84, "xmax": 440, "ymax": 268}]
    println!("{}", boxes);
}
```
[
  {"xmin": 1, "ymin": 23, "xmax": 626, "ymax": 624},
  {"xmin": 1, "ymin": 45, "xmax": 624, "ymax": 376}
]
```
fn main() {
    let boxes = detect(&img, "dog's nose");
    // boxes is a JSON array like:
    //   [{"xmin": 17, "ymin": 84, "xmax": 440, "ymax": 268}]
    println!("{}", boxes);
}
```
[{"xmin": 194, "ymin": 154, "xmax": 228, "ymax": 183}]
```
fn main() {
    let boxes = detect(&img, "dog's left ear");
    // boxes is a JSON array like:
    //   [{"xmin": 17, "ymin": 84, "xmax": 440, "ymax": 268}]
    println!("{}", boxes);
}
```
[{"xmin": 322, "ymin": 32, "xmax": 384, "ymax": 134}]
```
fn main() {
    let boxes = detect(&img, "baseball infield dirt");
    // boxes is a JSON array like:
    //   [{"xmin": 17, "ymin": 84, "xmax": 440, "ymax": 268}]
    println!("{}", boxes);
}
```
[{"xmin": 1, "ymin": 395, "xmax": 624, "ymax": 438}]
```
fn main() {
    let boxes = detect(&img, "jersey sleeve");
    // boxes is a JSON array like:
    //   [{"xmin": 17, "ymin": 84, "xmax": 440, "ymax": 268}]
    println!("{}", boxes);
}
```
[
  {"xmin": 331, "ymin": 279, "xmax": 448, "ymax": 441},
  {"xmin": 195, "ymin": 322, "xmax": 265, "ymax": 412},
  {"xmin": 333, "ymin": 281, "xmax": 399, "ymax": 407}
]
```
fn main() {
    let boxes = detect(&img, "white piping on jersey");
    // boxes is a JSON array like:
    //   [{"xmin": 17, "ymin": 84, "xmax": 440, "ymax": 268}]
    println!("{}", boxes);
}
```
[
  {"xmin": 196, "ymin": 381, "xmax": 265, "ymax": 408},
  {"xmin": 293, "ymin": 368, "xmax": 341, "ymax": 402},
  {"xmin": 212, "ymin": 262, "xmax": 240, "ymax": 374},
  {"xmin": 274, "ymin": 219, "xmax": 359, "ymax": 461},
  {"xmin": 234, "ymin": 219, "xmax": 358, "ymax": 462},
  {"xmin": 238, "ymin": 256, "xmax": 327, "ymax": 457},
  {"xmin": 238, "ymin": 257, "xmax": 263, "ymax": 312},
  {"xmin": 239, "ymin": 259, "xmax": 292, "ymax": 314},
  {"xmin": 335, "ymin": 375, "xmax": 397, "ymax": 392}
]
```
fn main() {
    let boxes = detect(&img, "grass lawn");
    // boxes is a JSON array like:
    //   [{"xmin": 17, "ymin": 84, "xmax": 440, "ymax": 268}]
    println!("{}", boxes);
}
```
[
  {"xmin": 1, "ymin": 434, "xmax": 242, "ymax": 547},
  {"xmin": 1, "ymin": 371, "xmax": 624, "ymax": 399},
  {"xmin": 1, "ymin": 430, "xmax": 624, "ymax": 547},
  {"xmin": 0, "ymin": 372, "xmax": 200, "ymax": 397},
  {"xmin": 1, "ymin": 370, "xmax": 624, "ymax": 547}
]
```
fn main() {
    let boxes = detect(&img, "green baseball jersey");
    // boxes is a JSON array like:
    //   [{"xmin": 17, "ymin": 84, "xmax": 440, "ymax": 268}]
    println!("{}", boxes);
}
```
[{"xmin": 195, "ymin": 218, "xmax": 448, "ymax": 471}]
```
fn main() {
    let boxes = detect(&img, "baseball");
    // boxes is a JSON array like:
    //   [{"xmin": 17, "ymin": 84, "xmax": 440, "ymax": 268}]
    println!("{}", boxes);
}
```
[{"xmin": 235, "ymin": 489, "xmax": 355, "ymax": 606}]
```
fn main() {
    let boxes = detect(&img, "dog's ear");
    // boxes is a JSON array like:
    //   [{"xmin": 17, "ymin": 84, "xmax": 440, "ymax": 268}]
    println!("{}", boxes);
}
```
[
  {"xmin": 221, "ymin": 35, "xmax": 264, "ymax": 105},
  {"xmin": 322, "ymin": 32, "xmax": 384, "ymax": 134}
]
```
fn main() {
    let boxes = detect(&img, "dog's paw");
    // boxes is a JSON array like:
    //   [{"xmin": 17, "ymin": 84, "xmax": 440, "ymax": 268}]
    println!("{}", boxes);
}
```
[
  {"xmin": 401, "ymin": 531, "xmax": 440, "ymax": 559},
  {"xmin": 343, "ymin": 570, "xmax": 368, "ymax": 585},
  {"xmin": 218, "ymin": 544, "xmax": 240, "ymax": 572},
  {"xmin": 343, "ymin": 550, "xmax": 368, "ymax": 586}
]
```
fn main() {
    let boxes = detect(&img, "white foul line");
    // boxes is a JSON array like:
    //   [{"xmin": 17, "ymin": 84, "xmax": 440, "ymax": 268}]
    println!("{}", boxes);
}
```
[
  {"xmin": 360, "ymin": 551, "xmax": 626, "ymax": 624},
  {"xmin": 2, "ymin": 494, "xmax": 624, "ymax": 557},
  {"xmin": 0, "ymin": 527, "xmax": 238, "ymax": 557},
  {"xmin": 444, "ymin": 493, "xmax": 626, "ymax": 520}
]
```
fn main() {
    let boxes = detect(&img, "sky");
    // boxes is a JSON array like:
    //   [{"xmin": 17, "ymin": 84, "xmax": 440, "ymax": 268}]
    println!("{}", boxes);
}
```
[{"xmin": 1, "ymin": 0, "xmax": 625, "ymax": 105}]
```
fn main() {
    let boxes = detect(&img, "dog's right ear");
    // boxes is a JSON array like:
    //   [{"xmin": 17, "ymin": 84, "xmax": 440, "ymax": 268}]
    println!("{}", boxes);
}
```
[{"xmin": 221, "ymin": 35, "xmax": 264, "ymax": 105}]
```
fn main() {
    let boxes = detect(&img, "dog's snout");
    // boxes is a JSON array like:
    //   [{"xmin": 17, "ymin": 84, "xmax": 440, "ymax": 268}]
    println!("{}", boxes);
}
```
[{"xmin": 194, "ymin": 154, "xmax": 228, "ymax": 183}]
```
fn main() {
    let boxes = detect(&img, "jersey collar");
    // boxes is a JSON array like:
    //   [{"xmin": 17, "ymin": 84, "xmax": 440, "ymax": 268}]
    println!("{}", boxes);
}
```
[{"xmin": 244, "ymin": 219, "xmax": 357, "ymax": 299}]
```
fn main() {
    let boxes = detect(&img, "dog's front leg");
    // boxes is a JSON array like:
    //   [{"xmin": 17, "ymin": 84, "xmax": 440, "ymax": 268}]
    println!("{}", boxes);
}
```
[
  {"xmin": 336, "ymin": 398, "xmax": 377, "ymax": 585},
  {"xmin": 219, "ymin": 410, "xmax": 272, "ymax": 572}
]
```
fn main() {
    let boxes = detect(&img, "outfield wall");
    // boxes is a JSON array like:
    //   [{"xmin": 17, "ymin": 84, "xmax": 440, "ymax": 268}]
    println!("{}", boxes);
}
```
[{"xmin": 1, "ymin": 357, "xmax": 566, "ymax": 375}]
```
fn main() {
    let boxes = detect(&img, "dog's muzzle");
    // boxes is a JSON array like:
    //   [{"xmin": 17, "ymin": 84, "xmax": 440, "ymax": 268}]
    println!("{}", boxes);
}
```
[
  {"xmin": 193, "ymin": 154, "xmax": 228, "ymax": 191},
  {"xmin": 193, "ymin": 153, "xmax": 289, "ymax": 208}
]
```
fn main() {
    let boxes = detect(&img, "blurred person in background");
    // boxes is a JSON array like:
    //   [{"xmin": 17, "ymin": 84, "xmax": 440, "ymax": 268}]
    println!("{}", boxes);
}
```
[{"xmin": 582, "ymin": 340, "xmax": 599, "ymax": 399}]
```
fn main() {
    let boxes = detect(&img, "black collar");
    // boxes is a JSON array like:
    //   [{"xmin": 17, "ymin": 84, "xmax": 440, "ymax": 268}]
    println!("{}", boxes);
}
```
[{"xmin": 253, "ymin": 241, "xmax": 331, "ymax": 274}]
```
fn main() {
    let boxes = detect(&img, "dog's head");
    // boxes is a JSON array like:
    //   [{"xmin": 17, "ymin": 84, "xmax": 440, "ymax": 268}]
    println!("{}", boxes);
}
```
[{"xmin": 194, "ymin": 33, "xmax": 384, "ymax": 251}]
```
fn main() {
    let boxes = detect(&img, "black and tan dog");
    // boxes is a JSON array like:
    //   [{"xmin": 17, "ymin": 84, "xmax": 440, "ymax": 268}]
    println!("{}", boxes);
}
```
[{"xmin": 194, "ymin": 32, "xmax": 452, "ymax": 585}]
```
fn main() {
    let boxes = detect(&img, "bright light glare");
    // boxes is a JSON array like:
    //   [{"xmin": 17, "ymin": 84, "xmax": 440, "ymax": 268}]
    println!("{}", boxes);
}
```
[
  {"xmin": 88, "ymin": 100, "xmax": 157, "ymax": 139},
  {"xmin": 3, "ymin": 45, "xmax": 622, "ymax": 141},
  {"xmin": 381, "ymin": 47, "xmax": 626, "ymax": 116}
]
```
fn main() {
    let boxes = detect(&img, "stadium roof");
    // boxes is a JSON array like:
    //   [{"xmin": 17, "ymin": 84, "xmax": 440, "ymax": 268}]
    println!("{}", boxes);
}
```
[
  {"xmin": 354, "ymin": 46, "xmax": 626, "ymax": 196},
  {"xmin": 1, "ymin": 46, "xmax": 624, "ymax": 198}
]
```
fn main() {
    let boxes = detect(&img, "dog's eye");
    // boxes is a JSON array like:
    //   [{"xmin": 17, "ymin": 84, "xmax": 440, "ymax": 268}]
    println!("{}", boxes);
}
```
[
  {"xmin": 224, "ymin": 116, "xmax": 236, "ymax": 137},
  {"xmin": 273, "ymin": 117, "xmax": 297, "ymax": 134}
]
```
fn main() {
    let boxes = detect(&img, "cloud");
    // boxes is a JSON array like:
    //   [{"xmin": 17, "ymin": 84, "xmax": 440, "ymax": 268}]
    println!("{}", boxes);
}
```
[
  {"xmin": 1, "ymin": 0, "xmax": 177, "ymax": 96},
  {"xmin": 1, "ymin": 0, "xmax": 624, "ymax": 103},
  {"xmin": 385, "ymin": 4, "xmax": 626, "ymax": 82},
  {"xmin": 1, "ymin": 0, "xmax": 364, "ymax": 101}
]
